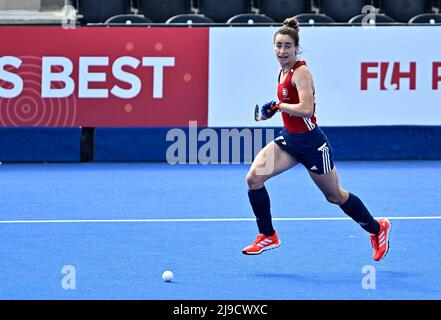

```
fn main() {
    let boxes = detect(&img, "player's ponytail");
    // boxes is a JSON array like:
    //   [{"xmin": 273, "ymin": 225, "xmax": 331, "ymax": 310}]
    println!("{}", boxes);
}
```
[{"xmin": 274, "ymin": 17, "xmax": 300, "ymax": 47}]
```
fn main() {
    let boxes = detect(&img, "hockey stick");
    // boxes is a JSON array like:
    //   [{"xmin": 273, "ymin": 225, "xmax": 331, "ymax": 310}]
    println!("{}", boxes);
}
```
[{"xmin": 254, "ymin": 104, "xmax": 263, "ymax": 121}]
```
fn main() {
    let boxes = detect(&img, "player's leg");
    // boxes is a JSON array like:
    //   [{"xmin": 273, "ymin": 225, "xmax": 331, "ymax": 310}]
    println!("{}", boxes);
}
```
[
  {"xmin": 307, "ymin": 167, "xmax": 348, "ymax": 205},
  {"xmin": 246, "ymin": 141, "xmax": 299, "ymax": 235},
  {"xmin": 308, "ymin": 168, "xmax": 391, "ymax": 261},
  {"xmin": 242, "ymin": 141, "xmax": 298, "ymax": 255},
  {"xmin": 308, "ymin": 167, "xmax": 379, "ymax": 232},
  {"xmin": 246, "ymin": 141, "xmax": 299, "ymax": 190}
]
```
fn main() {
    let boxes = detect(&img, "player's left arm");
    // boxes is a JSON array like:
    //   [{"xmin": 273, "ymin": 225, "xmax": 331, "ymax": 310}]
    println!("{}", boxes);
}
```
[{"xmin": 277, "ymin": 66, "xmax": 315, "ymax": 118}]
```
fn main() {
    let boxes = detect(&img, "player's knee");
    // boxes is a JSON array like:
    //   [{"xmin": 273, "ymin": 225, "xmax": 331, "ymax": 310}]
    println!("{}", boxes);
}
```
[
  {"xmin": 246, "ymin": 170, "xmax": 265, "ymax": 189},
  {"xmin": 325, "ymin": 193, "xmax": 344, "ymax": 205}
]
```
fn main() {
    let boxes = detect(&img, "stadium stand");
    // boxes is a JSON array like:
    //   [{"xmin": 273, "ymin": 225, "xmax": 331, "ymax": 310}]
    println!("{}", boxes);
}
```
[
  {"xmin": 0, "ymin": 0, "xmax": 41, "ymax": 10},
  {"xmin": 198, "ymin": 0, "xmax": 251, "ymax": 23},
  {"xmin": 258, "ymin": 0, "xmax": 311, "ymax": 22},
  {"xmin": 0, "ymin": 0, "xmax": 67, "ymax": 24},
  {"xmin": 138, "ymin": 0, "xmax": 191, "ymax": 23},
  {"xmin": 380, "ymin": 0, "xmax": 433, "ymax": 22},
  {"xmin": 319, "ymin": 0, "xmax": 371, "ymax": 22},
  {"xmin": 78, "ymin": 0, "xmax": 131, "ymax": 24},
  {"xmin": 3, "ymin": 0, "xmax": 439, "ymax": 26}
]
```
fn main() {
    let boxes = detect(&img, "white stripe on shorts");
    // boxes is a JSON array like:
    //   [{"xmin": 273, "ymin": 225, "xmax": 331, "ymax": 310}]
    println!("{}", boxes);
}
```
[{"xmin": 318, "ymin": 142, "xmax": 331, "ymax": 174}]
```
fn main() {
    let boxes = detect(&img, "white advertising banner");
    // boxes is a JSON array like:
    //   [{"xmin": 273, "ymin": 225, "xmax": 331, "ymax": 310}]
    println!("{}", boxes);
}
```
[{"xmin": 208, "ymin": 26, "xmax": 441, "ymax": 127}]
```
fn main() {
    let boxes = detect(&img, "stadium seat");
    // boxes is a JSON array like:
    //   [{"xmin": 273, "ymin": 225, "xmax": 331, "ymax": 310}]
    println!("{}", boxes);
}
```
[
  {"xmin": 105, "ymin": 14, "xmax": 153, "ymax": 24},
  {"xmin": 371, "ymin": 0, "xmax": 381, "ymax": 8},
  {"xmin": 166, "ymin": 14, "xmax": 214, "ymax": 24},
  {"xmin": 259, "ymin": 0, "xmax": 310, "ymax": 22},
  {"xmin": 294, "ymin": 13, "xmax": 335, "ymax": 24},
  {"xmin": 380, "ymin": 0, "xmax": 432, "ymax": 23},
  {"xmin": 78, "ymin": 0, "xmax": 131, "ymax": 24},
  {"xmin": 348, "ymin": 13, "xmax": 396, "ymax": 24},
  {"xmin": 319, "ymin": 0, "xmax": 371, "ymax": 22},
  {"xmin": 197, "ymin": 0, "xmax": 251, "ymax": 23},
  {"xmin": 138, "ymin": 0, "xmax": 191, "ymax": 23},
  {"xmin": 226, "ymin": 13, "xmax": 275, "ymax": 24},
  {"xmin": 409, "ymin": 12, "xmax": 441, "ymax": 24}
]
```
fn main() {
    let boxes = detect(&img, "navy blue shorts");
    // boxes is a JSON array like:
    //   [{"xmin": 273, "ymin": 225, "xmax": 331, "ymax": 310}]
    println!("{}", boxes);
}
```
[{"xmin": 274, "ymin": 126, "xmax": 334, "ymax": 175}]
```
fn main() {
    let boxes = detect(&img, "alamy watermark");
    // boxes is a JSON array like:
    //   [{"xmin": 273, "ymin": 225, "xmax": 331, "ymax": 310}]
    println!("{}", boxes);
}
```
[
  {"xmin": 61, "ymin": 5, "xmax": 77, "ymax": 30},
  {"xmin": 61, "ymin": 264, "xmax": 76, "ymax": 290},
  {"xmin": 165, "ymin": 121, "xmax": 276, "ymax": 174},
  {"xmin": 361, "ymin": 265, "xmax": 376, "ymax": 289},
  {"xmin": 361, "ymin": 5, "xmax": 379, "ymax": 29}
]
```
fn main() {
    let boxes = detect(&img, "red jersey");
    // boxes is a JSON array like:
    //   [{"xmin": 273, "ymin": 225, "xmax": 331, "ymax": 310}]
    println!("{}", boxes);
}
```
[{"xmin": 277, "ymin": 60, "xmax": 317, "ymax": 133}]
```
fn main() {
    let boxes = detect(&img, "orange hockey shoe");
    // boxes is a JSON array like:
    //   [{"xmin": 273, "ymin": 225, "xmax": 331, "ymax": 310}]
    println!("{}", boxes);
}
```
[
  {"xmin": 242, "ymin": 231, "xmax": 281, "ymax": 255},
  {"xmin": 370, "ymin": 219, "xmax": 391, "ymax": 261}
]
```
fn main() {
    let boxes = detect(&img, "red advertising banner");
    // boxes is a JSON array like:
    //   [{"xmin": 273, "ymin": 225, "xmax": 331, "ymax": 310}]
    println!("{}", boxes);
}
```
[{"xmin": 0, "ymin": 27, "xmax": 209, "ymax": 127}]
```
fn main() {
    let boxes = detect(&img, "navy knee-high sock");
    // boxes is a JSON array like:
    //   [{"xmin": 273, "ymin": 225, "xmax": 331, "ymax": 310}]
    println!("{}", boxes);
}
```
[
  {"xmin": 339, "ymin": 192, "xmax": 380, "ymax": 234},
  {"xmin": 248, "ymin": 186, "xmax": 275, "ymax": 236}
]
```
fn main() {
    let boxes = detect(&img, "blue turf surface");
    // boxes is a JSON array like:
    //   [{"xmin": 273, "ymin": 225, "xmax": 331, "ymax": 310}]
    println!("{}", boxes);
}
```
[{"xmin": 0, "ymin": 161, "xmax": 440, "ymax": 299}]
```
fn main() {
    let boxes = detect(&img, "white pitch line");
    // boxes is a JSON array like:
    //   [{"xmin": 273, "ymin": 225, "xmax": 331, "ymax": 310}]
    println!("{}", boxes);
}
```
[{"xmin": 0, "ymin": 216, "xmax": 440, "ymax": 224}]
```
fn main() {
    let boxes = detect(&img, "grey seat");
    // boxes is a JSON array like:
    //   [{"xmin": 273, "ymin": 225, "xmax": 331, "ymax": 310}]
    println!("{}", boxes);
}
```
[
  {"xmin": 226, "ymin": 13, "xmax": 275, "ymax": 24},
  {"xmin": 294, "ymin": 13, "xmax": 336, "ymax": 24},
  {"xmin": 166, "ymin": 14, "xmax": 214, "ymax": 24},
  {"xmin": 105, "ymin": 14, "xmax": 153, "ymax": 24},
  {"xmin": 409, "ymin": 13, "xmax": 441, "ymax": 24},
  {"xmin": 348, "ymin": 13, "xmax": 396, "ymax": 25}
]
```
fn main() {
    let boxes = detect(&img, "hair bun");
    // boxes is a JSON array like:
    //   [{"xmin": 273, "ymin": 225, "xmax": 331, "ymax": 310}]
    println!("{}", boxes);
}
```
[{"xmin": 283, "ymin": 17, "xmax": 299, "ymax": 33}]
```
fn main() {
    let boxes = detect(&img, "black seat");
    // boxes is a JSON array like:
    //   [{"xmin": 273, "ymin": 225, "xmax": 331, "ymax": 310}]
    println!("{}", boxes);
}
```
[
  {"xmin": 226, "ymin": 13, "xmax": 275, "ymax": 24},
  {"xmin": 348, "ymin": 13, "xmax": 396, "ymax": 24},
  {"xmin": 105, "ymin": 14, "xmax": 153, "ymax": 24},
  {"xmin": 166, "ymin": 14, "xmax": 214, "ymax": 24},
  {"xmin": 380, "ymin": 0, "xmax": 432, "ymax": 23},
  {"xmin": 409, "ymin": 13, "xmax": 441, "ymax": 24},
  {"xmin": 319, "ymin": 0, "xmax": 371, "ymax": 22},
  {"xmin": 198, "ymin": 0, "xmax": 251, "ymax": 23},
  {"xmin": 138, "ymin": 0, "xmax": 191, "ymax": 23},
  {"xmin": 294, "ymin": 13, "xmax": 335, "ymax": 24},
  {"xmin": 78, "ymin": 0, "xmax": 131, "ymax": 24},
  {"xmin": 259, "ymin": 0, "xmax": 310, "ymax": 22}
]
